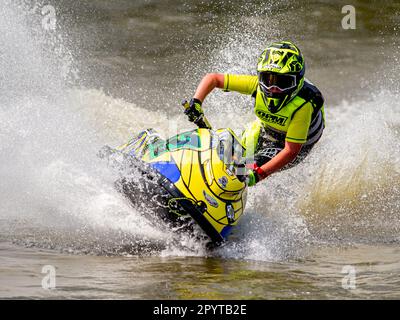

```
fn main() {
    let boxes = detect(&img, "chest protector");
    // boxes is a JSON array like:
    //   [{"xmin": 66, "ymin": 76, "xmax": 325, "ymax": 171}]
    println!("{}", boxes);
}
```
[{"xmin": 253, "ymin": 80, "xmax": 324, "ymax": 141}]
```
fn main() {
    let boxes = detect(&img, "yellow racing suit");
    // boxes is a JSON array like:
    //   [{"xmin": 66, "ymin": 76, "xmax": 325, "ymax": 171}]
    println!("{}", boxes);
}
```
[{"xmin": 223, "ymin": 74, "xmax": 325, "ymax": 168}]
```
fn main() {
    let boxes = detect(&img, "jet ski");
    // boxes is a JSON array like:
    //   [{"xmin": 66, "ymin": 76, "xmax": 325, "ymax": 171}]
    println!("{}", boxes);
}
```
[{"xmin": 99, "ymin": 101, "xmax": 249, "ymax": 245}]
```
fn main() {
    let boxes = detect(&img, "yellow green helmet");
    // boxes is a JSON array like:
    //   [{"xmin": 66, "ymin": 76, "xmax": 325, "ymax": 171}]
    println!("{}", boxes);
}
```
[{"xmin": 257, "ymin": 41, "xmax": 305, "ymax": 113}]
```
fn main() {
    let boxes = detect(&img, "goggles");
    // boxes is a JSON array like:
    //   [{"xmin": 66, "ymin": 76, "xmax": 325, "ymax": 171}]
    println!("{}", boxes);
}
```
[{"xmin": 259, "ymin": 72, "xmax": 297, "ymax": 92}]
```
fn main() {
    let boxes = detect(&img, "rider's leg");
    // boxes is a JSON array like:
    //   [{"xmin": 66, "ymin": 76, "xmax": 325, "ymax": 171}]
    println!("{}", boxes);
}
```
[{"xmin": 241, "ymin": 119, "xmax": 263, "ymax": 163}]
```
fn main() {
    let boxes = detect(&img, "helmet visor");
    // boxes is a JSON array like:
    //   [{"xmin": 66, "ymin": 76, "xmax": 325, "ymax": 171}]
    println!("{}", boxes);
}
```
[{"xmin": 259, "ymin": 72, "xmax": 297, "ymax": 92}]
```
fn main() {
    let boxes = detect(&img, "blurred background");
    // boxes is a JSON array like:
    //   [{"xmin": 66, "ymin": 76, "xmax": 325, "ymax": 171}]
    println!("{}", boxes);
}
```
[{"xmin": 53, "ymin": 0, "xmax": 400, "ymax": 104}]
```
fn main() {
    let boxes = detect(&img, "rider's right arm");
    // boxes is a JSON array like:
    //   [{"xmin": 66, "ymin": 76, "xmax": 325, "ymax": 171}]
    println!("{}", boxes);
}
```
[
  {"xmin": 223, "ymin": 74, "xmax": 258, "ymax": 95},
  {"xmin": 193, "ymin": 73, "xmax": 225, "ymax": 102}
]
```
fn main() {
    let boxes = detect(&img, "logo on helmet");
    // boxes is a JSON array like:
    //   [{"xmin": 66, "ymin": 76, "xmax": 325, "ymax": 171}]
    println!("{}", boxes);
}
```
[
  {"xmin": 265, "ymin": 63, "xmax": 281, "ymax": 70},
  {"xmin": 289, "ymin": 61, "xmax": 303, "ymax": 72},
  {"xmin": 271, "ymin": 50, "xmax": 283, "ymax": 63}
]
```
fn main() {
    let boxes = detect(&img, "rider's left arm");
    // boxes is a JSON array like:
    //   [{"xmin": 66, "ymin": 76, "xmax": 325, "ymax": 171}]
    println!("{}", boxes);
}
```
[{"xmin": 257, "ymin": 141, "xmax": 303, "ymax": 180}]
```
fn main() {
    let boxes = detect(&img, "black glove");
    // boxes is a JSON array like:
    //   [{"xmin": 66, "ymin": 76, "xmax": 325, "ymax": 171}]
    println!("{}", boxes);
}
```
[{"xmin": 184, "ymin": 98, "xmax": 204, "ymax": 123}]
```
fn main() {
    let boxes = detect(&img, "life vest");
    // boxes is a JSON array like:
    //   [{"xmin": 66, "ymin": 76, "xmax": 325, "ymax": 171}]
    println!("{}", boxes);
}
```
[{"xmin": 252, "ymin": 80, "xmax": 325, "ymax": 145}]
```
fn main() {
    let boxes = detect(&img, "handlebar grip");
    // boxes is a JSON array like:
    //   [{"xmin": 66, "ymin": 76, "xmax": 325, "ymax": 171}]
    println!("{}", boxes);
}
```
[
  {"xmin": 181, "ymin": 100, "xmax": 212, "ymax": 129},
  {"xmin": 181, "ymin": 99, "xmax": 190, "ymax": 110}
]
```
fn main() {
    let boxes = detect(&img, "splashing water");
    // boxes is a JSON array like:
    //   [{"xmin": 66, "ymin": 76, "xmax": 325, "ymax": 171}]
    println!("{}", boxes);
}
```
[
  {"xmin": 297, "ymin": 93, "xmax": 400, "ymax": 244},
  {"xmin": 0, "ymin": 1, "xmax": 172, "ymax": 256},
  {"xmin": 1, "ymin": 1, "xmax": 400, "ymax": 264}
]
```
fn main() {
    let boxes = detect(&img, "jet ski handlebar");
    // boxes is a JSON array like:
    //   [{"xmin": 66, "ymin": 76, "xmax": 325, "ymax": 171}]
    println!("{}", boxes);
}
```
[{"xmin": 182, "ymin": 100, "xmax": 212, "ymax": 130}]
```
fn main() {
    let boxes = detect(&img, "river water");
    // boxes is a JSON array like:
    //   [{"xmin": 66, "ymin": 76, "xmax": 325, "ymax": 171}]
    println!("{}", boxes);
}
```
[{"xmin": 0, "ymin": 0, "xmax": 400, "ymax": 299}]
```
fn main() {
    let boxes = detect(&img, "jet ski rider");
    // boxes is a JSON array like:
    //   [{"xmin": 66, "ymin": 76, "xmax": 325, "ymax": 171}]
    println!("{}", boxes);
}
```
[{"xmin": 184, "ymin": 41, "xmax": 325, "ymax": 186}]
